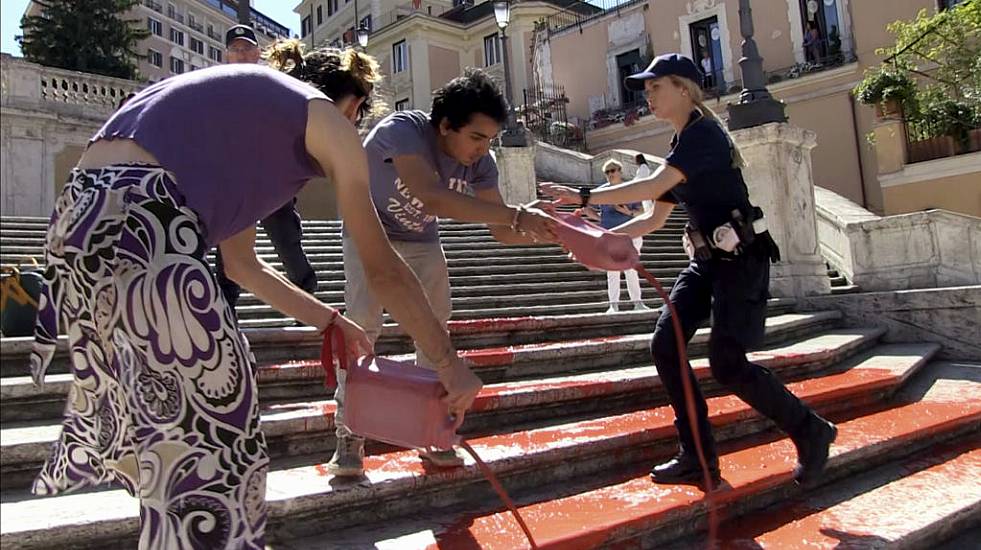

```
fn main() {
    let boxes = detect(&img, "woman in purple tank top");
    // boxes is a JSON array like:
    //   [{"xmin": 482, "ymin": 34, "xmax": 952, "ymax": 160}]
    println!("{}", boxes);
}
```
[{"xmin": 29, "ymin": 40, "xmax": 483, "ymax": 549}]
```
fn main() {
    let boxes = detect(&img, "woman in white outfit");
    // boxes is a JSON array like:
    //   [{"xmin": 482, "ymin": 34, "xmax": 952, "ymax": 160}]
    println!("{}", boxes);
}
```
[{"xmin": 583, "ymin": 159, "xmax": 651, "ymax": 313}]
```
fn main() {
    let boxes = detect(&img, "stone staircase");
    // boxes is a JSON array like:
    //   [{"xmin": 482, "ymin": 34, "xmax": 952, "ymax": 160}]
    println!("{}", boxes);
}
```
[{"xmin": 0, "ymin": 214, "xmax": 977, "ymax": 549}]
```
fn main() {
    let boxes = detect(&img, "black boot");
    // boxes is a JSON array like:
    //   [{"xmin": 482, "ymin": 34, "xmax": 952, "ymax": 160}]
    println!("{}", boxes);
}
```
[
  {"xmin": 791, "ymin": 413, "xmax": 838, "ymax": 485},
  {"xmin": 650, "ymin": 444, "xmax": 721, "ymax": 488}
]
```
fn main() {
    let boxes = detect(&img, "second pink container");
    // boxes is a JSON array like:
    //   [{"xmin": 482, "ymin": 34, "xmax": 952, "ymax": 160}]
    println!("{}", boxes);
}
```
[{"xmin": 551, "ymin": 212, "xmax": 639, "ymax": 271}]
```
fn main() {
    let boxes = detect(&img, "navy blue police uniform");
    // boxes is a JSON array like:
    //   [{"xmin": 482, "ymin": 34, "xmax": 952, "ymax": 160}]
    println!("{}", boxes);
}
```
[{"xmin": 623, "ymin": 53, "xmax": 837, "ymax": 487}]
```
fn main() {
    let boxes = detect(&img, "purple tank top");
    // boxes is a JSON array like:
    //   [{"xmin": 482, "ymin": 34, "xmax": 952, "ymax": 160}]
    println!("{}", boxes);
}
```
[{"xmin": 92, "ymin": 64, "xmax": 326, "ymax": 245}]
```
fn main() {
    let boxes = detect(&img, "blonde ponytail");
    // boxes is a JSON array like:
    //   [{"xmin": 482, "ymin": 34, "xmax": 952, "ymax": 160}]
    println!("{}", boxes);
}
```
[
  {"xmin": 670, "ymin": 75, "xmax": 747, "ymax": 169},
  {"xmin": 263, "ymin": 38, "xmax": 306, "ymax": 76}
]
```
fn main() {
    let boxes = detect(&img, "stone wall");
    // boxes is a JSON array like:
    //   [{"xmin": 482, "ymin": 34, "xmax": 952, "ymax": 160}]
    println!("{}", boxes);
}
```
[
  {"xmin": 816, "ymin": 186, "xmax": 981, "ymax": 291},
  {"xmin": 799, "ymin": 286, "xmax": 981, "ymax": 361},
  {"xmin": 1, "ymin": 54, "xmax": 143, "ymax": 217},
  {"xmin": 534, "ymin": 141, "xmax": 664, "ymax": 186}
]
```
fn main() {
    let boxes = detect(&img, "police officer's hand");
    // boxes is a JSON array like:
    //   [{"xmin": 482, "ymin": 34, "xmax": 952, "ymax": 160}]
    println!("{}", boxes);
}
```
[
  {"xmin": 538, "ymin": 183, "xmax": 579, "ymax": 205},
  {"xmin": 516, "ymin": 207, "xmax": 559, "ymax": 243}
]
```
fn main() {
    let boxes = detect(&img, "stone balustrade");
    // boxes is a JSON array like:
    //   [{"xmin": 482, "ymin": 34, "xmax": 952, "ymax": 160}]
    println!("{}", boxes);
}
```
[
  {"xmin": 815, "ymin": 185, "xmax": 981, "ymax": 291},
  {"xmin": 1, "ymin": 53, "xmax": 144, "ymax": 118}
]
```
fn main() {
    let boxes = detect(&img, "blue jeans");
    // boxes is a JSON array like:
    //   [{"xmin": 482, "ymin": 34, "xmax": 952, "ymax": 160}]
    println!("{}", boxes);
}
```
[{"xmin": 215, "ymin": 198, "xmax": 317, "ymax": 310}]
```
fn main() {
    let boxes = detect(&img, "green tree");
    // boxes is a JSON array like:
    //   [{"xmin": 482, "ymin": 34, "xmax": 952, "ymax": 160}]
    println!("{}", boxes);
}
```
[
  {"xmin": 880, "ymin": 0, "xmax": 980, "ymax": 114},
  {"xmin": 17, "ymin": 0, "xmax": 150, "ymax": 80}
]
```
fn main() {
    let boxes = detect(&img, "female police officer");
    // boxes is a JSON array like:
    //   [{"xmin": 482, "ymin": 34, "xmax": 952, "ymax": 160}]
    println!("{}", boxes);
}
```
[{"xmin": 541, "ymin": 53, "xmax": 836, "ymax": 487}]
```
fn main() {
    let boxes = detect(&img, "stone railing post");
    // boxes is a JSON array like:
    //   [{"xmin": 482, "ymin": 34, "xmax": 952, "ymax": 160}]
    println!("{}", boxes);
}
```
[
  {"xmin": 732, "ymin": 122, "xmax": 831, "ymax": 297},
  {"xmin": 494, "ymin": 143, "xmax": 538, "ymax": 206}
]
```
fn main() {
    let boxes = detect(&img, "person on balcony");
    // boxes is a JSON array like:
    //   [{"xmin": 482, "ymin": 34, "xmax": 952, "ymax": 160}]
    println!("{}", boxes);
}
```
[
  {"xmin": 700, "ymin": 50, "xmax": 714, "ymax": 89},
  {"xmin": 581, "ymin": 159, "xmax": 651, "ymax": 314},
  {"xmin": 327, "ymin": 69, "xmax": 558, "ymax": 477},
  {"xmin": 28, "ymin": 41, "xmax": 484, "ymax": 549},
  {"xmin": 213, "ymin": 25, "xmax": 319, "ymax": 314},
  {"xmin": 540, "ymin": 53, "xmax": 837, "ymax": 491},
  {"xmin": 803, "ymin": 21, "xmax": 823, "ymax": 63}
]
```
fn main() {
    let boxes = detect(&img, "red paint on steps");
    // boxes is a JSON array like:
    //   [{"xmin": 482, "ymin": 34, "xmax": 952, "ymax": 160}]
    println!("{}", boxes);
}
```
[
  {"xmin": 255, "ymin": 339, "xmax": 824, "ymax": 377},
  {"xmin": 448, "ymin": 316, "xmax": 538, "ymax": 332},
  {"xmin": 427, "ymin": 400, "xmax": 981, "ymax": 550},
  {"xmin": 303, "ymin": 367, "xmax": 909, "ymax": 482},
  {"xmin": 715, "ymin": 439, "xmax": 981, "ymax": 548}
]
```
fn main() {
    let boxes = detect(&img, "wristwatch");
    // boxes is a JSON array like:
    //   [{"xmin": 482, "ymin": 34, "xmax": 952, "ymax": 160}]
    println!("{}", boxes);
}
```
[{"xmin": 578, "ymin": 186, "xmax": 591, "ymax": 208}]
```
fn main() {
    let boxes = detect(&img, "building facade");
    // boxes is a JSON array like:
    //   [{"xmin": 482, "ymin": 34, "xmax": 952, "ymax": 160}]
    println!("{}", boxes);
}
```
[
  {"xmin": 25, "ymin": 0, "xmax": 292, "ymax": 83},
  {"xmin": 292, "ymin": 0, "xmax": 597, "ymax": 112},
  {"xmin": 534, "ymin": 0, "xmax": 979, "ymax": 217}
]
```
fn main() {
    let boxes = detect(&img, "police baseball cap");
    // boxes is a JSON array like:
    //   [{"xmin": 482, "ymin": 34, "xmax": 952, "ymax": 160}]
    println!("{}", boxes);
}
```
[
  {"xmin": 226, "ymin": 25, "xmax": 258, "ymax": 47},
  {"xmin": 625, "ymin": 53, "xmax": 702, "ymax": 90}
]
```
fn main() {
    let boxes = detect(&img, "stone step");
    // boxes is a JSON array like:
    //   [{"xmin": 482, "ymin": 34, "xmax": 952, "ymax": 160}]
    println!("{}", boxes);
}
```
[
  {"xmin": 232, "ymin": 287, "xmax": 677, "ymax": 321},
  {"xmin": 0, "ymin": 344, "xmax": 951, "ymax": 549},
  {"xmin": 0, "ymin": 328, "xmax": 884, "ymax": 486},
  {"xmin": 0, "ymin": 251, "xmax": 691, "ymax": 271},
  {"xmin": 0, "ymin": 226, "xmax": 689, "ymax": 243},
  {"xmin": 674, "ymin": 437, "xmax": 981, "ymax": 549},
  {"xmin": 1, "ymin": 312, "xmax": 848, "ymax": 423},
  {"xmin": 0, "ymin": 303, "xmax": 811, "ymax": 379},
  {"xmin": 345, "ymin": 380, "xmax": 974, "ymax": 550},
  {"xmin": 0, "ymin": 238, "xmax": 687, "ymax": 258},
  {"xmin": 0, "ymin": 318, "xmax": 861, "ymax": 489}
]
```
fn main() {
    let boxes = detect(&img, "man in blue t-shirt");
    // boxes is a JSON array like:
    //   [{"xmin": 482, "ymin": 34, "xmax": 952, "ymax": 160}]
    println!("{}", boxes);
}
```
[
  {"xmin": 329, "ymin": 69, "xmax": 557, "ymax": 476},
  {"xmin": 581, "ymin": 159, "xmax": 651, "ymax": 313}
]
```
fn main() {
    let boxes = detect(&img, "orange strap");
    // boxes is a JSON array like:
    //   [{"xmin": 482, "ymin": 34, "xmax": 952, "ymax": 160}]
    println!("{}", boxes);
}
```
[{"xmin": 0, "ymin": 268, "xmax": 39, "ymax": 312}]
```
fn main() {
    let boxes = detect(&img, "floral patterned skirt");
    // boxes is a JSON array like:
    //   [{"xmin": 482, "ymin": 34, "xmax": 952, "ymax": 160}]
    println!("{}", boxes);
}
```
[{"xmin": 31, "ymin": 165, "xmax": 268, "ymax": 549}]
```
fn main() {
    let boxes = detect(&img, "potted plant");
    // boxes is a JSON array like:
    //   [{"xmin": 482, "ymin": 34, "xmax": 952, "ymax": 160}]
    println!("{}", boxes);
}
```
[{"xmin": 854, "ymin": 68, "xmax": 916, "ymax": 118}]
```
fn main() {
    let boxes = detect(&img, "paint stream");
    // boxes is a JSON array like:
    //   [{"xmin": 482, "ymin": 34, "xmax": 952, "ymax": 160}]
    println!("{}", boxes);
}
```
[
  {"xmin": 636, "ymin": 264, "xmax": 720, "ymax": 547},
  {"xmin": 460, "ymin": 440, "xmax": 539, "ymax": 549}
]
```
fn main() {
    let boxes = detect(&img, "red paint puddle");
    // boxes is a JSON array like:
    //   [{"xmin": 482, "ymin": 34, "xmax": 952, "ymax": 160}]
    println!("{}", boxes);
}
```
[
  {"xmin": 715, "ymin": 441, "xmax": 981, "ymax": 548},
  {"xmin": 449, "ymin": 316, "xmax": 538, "ymax": 332},
  {"xmin": 426, "ymin": 401, "xmax": 981, "ymax": 550}
]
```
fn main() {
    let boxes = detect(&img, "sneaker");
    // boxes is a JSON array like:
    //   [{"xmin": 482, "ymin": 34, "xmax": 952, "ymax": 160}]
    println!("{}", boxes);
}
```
[
  {"xmin": 632, "ymin": 301, "xmax": 652, "ymax": 311},
  {"xmin": 791, "ymin": 414, "xmax": 838, "ymax": 485},
  {"xmin": 419, "ymin": 446, "xmax": 466, "ymax": 468},
  {"xmin": 325, "ymin": 434, "xmax": 365, "ymax": 477},
  {"xmin": 605, "ymin": 303, "xmax": 620, "ymax": 314},
  {"xmin": 650, "ymin": 448, "xmax": 721, "ymax": 488}
]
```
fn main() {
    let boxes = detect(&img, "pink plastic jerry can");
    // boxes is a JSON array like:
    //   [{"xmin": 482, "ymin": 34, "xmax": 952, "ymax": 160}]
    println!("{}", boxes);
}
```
[
  {"xmin": 551, "ymin": 212, "xmax": 639, "ymax": 271},
  {"xmin": 343, "ymin": 355, "xmax": 461, "ymax": 450}
]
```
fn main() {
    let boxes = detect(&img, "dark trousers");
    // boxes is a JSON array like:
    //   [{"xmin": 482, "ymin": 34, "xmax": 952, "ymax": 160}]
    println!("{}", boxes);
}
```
[
  {"xmin": 215, "ymin": 198, "xmax": 318, "ymax": 310},
  {"xmin": 650, "ymin": 248, "xmax": 813, "ymax": 459}
]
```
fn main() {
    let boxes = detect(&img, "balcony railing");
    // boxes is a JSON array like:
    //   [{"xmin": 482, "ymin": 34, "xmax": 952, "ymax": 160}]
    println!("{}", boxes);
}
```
[
  {"xmin": 144, "ymin": 0, "xmax": 162, "ymax": 13},
  {"xmin": 539, "ymin": 0, "xmax": 641, "ymax": 36},
  {"xmin": 764, "ymin": 50, "xmax": 856, "ymax": 86}
]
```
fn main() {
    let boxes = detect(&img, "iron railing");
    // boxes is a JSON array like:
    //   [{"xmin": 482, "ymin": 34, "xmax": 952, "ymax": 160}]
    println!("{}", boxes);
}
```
[{"xmin": 521, "ymin": 83, "xmax": 585, "ymax": 151}]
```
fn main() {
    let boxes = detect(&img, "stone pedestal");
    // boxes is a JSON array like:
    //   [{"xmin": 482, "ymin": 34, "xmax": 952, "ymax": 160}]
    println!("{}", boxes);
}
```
[
  {"xmin": 493, "ymin": 143, "xmax": 537, "ymax": 206},
  {"xmin": 870, "ymin": 118, "xmax": 907, "ymax": 175},
  {"xmin": 732, "ymin": 122, "xmax": 831, "ymax": 297}
]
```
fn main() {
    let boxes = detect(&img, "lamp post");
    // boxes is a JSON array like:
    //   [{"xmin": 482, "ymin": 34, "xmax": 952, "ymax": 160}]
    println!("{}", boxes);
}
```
[
  {"xmin": 357, "ymin": 25, "xmax": 369, "ymax": 49},
  {"xmin": 727, "ymin": 0, "xmax": 787, "ymax": 130},
  {"xmin": 353, "ymin": 0, "xmax": 369, "ymax": 49},
  {"xmin": 494, "ymin": 1, "xmax": 527, "ymax": 147}
]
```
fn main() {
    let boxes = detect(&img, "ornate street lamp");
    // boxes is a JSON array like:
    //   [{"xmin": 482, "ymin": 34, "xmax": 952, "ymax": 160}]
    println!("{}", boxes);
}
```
[
  {"xmin": 494, "ymin": 1, "xmax": 527, "ymax": 146},
  {"xmin": 357, "ymin": 25, "xmax": 369, "ymax": 48}
]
